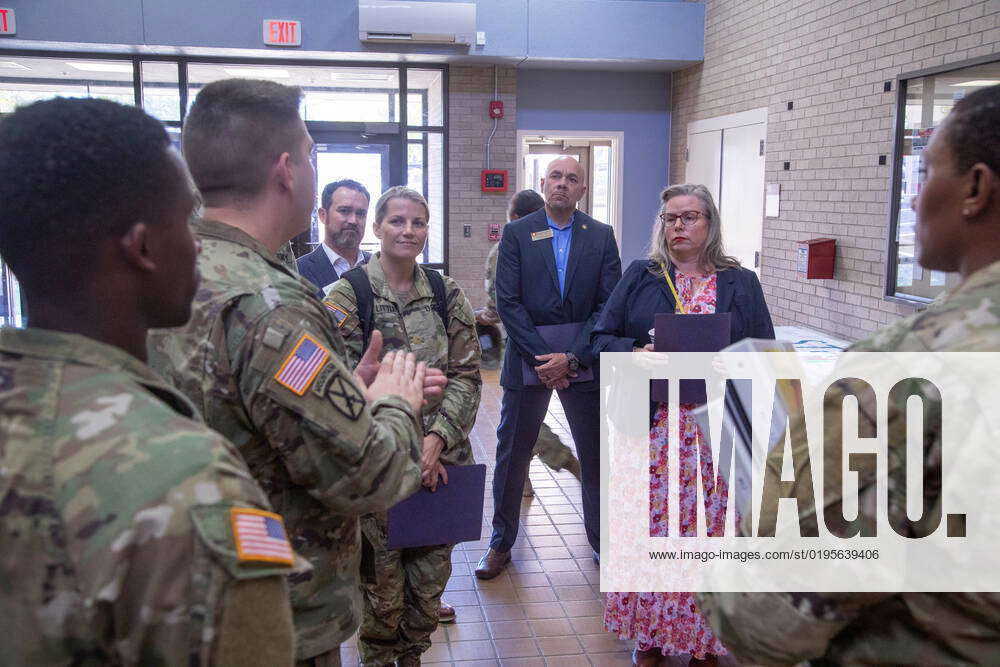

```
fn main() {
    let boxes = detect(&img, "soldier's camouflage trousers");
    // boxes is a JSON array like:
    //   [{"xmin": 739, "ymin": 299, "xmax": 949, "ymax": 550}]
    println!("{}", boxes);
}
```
[
  {"xmin": 358, "ymin": 513, "xmax": 452, "ymax": 666},
  {"xmin": 533, "ymin": 422, "xmax": 581, "ymax": 477}
]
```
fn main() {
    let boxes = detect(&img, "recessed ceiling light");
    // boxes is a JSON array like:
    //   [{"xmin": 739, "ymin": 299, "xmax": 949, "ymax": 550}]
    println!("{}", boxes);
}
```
[
  {"xmin": 950, "ymin": 79, "xmax": 1000, "ymax": 87},
  {"xmin": 65, "ymin": 62, "xmax": 133, "ymax": 74},
  {"xmin": 223, "ymin": 67, "xmax": 290, "ymax": 78},
  {"xmin": 0, "ymin": 61, "xmax": 30, "ymax": 70}
]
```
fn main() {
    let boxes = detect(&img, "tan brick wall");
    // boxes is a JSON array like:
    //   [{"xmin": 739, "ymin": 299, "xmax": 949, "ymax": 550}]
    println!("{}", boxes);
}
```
[
  {"xmin": 671, "ymin": 0, "xmax": 1000, "ymax": 341},
  {"xmin": 447, "ymin": 65, "xmax": 517, "ymax": 309}
]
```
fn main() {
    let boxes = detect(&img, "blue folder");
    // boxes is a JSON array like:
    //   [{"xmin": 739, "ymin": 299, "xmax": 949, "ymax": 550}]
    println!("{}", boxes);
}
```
[
  {"xmin": 521, "ymin": 321, "xmax": 594, "ymax": 385},
  {"xmin": 386, "ymin": 463, "xmax": 487, "ymax": 550},
  {"xmin": 650, "ymin": 312, "xmax": 731, "ymax": 404}
]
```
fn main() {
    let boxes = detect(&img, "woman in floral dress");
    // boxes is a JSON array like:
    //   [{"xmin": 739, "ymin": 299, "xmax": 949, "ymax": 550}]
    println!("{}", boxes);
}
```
[{"xmin": 592, "ymin": 183, "xmax": 775, "ymax": 665}]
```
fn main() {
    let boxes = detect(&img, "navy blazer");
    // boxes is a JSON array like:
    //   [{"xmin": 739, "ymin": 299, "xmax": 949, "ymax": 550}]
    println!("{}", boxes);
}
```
[
  {"xmin": 296, "ymin": 245, "xmax": 371, "ymax": 298},
  {"xmin": 591, "ymin": 259, "xmax": 775, "ymax": 354},
  {"xmin": 496, "ymin": 208, "xmax": 622, "ymax": 391}
]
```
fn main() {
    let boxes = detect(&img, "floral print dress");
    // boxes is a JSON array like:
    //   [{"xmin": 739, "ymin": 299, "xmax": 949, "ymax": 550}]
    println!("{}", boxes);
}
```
[{"xmin": 604, "ymin": 272, "xmax": 731, "ymax": 659}]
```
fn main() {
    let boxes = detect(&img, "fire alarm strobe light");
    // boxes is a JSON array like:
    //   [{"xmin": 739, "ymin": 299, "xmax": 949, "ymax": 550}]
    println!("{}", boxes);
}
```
[{"xmin": 489, "ymin": 100, "xmax": 504, "ymax": 119}]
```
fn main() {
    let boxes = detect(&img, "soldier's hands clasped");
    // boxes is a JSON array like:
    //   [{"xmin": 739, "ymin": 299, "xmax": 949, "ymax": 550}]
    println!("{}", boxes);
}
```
[{"xmin": 364, "ymin": 350, "xmax": 426, "ymax": 415}]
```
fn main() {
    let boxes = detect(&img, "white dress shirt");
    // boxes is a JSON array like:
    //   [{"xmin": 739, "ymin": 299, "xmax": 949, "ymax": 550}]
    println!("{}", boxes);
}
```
[{"xmin": 320, "ymin": 243, "xmax": 365, "ymax": 296}]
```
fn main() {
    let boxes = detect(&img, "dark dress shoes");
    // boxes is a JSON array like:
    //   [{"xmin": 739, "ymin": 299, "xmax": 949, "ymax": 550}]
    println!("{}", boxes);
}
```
[{"xmin": 474, "ymin": 548, "xmax": 511, "ymax": 580}]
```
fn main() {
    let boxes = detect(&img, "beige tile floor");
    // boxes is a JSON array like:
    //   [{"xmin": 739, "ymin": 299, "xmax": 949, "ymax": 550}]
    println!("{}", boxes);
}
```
[{"xmin": 341, "ymin": 370, "xmax": 739, "ymax": 667}]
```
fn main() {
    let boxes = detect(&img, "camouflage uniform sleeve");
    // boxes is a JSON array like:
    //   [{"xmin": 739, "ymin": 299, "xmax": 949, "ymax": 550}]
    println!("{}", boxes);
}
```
[
  {"xmin": 482, "ymin": 244, "xmax": 500, "ymax": 322},
  {"xmin": 56, "ymin": 407, "xmax": 295, "ymax": 666},
  {"xmin": 697, "ymin": 589, "xmax": 889, "ymax": 665},
  {"xmin": 323, "ymin": 278, "xmax": 365, "ymax": 368},
  {"xmin": 231, "ymin": 303, "xmax": 423, "ymax": 516},
  {"xmin": 700, "ymin": 362, "xmax": 897, "ymax": 664},
  {"xmin": 427, "ymin": 277, "xmax": 482, "ymax": 456}
]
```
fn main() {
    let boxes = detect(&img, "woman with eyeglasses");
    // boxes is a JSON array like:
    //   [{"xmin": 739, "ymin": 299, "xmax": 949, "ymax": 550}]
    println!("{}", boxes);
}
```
[{"xmin": 592, "ymin": 183, "xmax": 773, "ymax": 666}]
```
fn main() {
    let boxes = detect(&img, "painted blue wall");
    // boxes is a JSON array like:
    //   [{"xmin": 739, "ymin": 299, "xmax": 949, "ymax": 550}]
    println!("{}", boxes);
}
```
[
  {"xmin": 517, "ymin": 69, "xmax": 671, "ymax": 263},
  {"xmin": 0, "ymin": 1, "xmax": 702, "ymax": 68},
  {"xmin": 527, "ymin": 1, "xmax": 703, "ymax": 63}
]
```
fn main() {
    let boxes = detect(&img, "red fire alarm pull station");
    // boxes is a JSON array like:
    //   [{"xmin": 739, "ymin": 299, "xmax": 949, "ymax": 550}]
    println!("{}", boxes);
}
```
[
  {"xmin": 797, "ymin": 238, "xmax": 836, "ymax": 279},
  {"xmin": 489, "ymin": 100, "xmax": 504, "ymax": 119},
  {"xmin": 481, "ymin": 169, "xmax": 508, "ymax": 192}
]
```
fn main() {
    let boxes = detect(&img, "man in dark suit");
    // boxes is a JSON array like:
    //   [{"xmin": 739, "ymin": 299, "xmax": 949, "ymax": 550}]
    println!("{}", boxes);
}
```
[
  {"xmin": 476, "ymin": 156, "xmax": 622, "ymax": 579},
  {"xmin": 296, "ymin": 178, "xmax": 372, "ymax": 297}
]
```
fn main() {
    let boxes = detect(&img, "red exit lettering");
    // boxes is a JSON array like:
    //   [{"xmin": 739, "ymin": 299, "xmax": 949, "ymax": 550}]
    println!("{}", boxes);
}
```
[{"xmin": 264, "ymin": 19, "xmax": 300, "ymax": 46}]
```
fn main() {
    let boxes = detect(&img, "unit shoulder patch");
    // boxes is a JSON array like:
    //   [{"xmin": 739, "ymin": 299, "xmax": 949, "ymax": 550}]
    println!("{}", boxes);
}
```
[{"xmin": 325, "ymin": 369, "xmax": 366, "ymax": 421}]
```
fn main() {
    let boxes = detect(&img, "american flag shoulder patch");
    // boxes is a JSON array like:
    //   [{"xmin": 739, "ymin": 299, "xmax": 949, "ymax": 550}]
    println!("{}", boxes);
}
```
[
  {"xmin": 324, "ymin": 301, "xmax": 350, "ymax": 328},
  {"xmin": 230, "ymin": 507, "xmax": 294, "ymax": 566},
  {"xmin": 274, "ymin": 332, "xmax": 329, "ymax": 395}
]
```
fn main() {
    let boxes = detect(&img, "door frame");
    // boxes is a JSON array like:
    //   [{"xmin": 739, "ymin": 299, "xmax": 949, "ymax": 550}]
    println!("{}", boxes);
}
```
[
  {"xmin": 687, "ymin": 107, "xmax": 767, "ymax": 135},
  {"xmin": 686, "ymin": 108, "xmax": 768, "ymax": 271},
  {"xmin": 516, "ymin": 129, "xmax": 624, "ymax": 242}
]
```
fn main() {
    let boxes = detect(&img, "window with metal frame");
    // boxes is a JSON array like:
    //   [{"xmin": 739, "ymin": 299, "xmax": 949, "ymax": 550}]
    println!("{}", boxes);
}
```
[{"xmin": 887, "ymin": 55, "xmax": 1000, "ymax": 304}]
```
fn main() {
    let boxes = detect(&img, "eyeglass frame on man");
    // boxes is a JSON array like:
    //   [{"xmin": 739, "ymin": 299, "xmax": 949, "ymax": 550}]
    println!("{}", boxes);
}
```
[{"xmin": 659, "ymin": 210, "xmax": 707, "ymax": 227}]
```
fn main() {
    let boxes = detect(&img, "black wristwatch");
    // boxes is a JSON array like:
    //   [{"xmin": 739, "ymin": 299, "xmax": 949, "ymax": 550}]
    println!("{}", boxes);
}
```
[{"xmin": 566, "ymin": 352, "xmax": 580, "ymax": 372}]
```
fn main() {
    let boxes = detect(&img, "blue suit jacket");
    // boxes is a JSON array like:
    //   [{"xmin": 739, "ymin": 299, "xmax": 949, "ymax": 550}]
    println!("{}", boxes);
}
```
[
  {"xmin": 591, "ymin": 259, "xmax": 774, "ymax": 423},
  {"xmin": 591, "ymin": 259, "xmax": 775, "ymax": 353},
  {"xmin": 296, "ymin": 245, "xmax": 371, "ymax": 298},
  {"xmin": 496, "ymin": 208, "xmax": 622, "ymax": 391}
]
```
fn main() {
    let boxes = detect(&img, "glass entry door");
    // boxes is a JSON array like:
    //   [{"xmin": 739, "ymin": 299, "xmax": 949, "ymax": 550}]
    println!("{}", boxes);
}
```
[{"xmin": 293, "ymin": 127, "xmax": 403, "ymax": 258}]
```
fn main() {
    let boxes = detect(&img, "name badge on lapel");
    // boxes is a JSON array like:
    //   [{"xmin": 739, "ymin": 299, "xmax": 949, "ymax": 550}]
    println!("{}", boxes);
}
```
[{"xmin": 531, "ymin": 229, "xmax": 554, "ymax": 242}]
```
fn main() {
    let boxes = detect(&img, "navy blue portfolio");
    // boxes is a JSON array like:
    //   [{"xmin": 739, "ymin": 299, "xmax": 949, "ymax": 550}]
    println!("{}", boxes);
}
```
[
  {"xmin": 386, "ymin": 463, "xmax": 487, "ymax": 550},
  {"xmin": 650, "ymin": 312, "xmax": 731, "ymax": 404},
  {"xmin": 521, "ymin": 321, "xmax": 594, "ymax": 385}
]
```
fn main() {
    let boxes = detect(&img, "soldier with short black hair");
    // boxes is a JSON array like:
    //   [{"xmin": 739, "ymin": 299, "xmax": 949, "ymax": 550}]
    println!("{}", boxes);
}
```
[
  {"xmin": 698, "ymin": 83, "xmax": 1000, "ymax": 665},
  {"xmin": 0, "ymin": 97, "xmax": 298, "ymax": 665}
]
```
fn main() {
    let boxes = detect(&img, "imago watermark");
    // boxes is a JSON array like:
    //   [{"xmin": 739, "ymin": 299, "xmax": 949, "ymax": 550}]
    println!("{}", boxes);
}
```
[{"xmin": 600, "ymin": 351, "xmax": 998, "ymax": 593}]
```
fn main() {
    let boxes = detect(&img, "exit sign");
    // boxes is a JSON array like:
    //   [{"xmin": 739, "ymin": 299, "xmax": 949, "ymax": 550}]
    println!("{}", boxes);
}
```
[
  {"xmin": 263, "ymin": 19, "xmax": 300, "ymax": 46},
  {"xmin": 0, "ymin": 9, "xmax": 15, "ymax": 35}
]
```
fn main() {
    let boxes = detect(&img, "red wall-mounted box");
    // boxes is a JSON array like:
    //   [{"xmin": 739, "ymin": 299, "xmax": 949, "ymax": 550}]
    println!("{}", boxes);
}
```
[
  {"xmin": 481, "ymin": 169, "xmax": 508, "ymax": 192},
  {"xmin": 797, "ymin": 238, "xmax": 835, "ymax": 279}
]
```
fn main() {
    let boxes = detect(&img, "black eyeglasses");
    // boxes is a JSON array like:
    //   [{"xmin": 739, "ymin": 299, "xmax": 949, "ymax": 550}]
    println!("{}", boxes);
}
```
[{"xmin": 659, "ymin": 210, "xmax": 706, "ymax": 227}]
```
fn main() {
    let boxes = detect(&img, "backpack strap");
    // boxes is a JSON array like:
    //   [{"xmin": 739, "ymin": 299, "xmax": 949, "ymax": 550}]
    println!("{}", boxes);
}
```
[
  {"xmin": 341, "ymin": 266, "xmax": 374, "ymax": 351},
  {"xmin": 421, "ymin": 266, "xmax": 450, "ymax": 332}
]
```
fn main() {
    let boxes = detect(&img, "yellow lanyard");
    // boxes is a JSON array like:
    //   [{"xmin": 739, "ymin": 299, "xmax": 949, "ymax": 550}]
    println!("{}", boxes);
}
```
[{"xmin": 659, "ymin": 262, "xmax": 687, "ymax": 314}]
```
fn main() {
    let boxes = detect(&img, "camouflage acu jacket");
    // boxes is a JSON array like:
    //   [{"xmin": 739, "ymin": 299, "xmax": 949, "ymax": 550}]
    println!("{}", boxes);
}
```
[
  {"xmin": 147, "ymin": 218, "xmax": 423, "ymax": 658},
  {"xmin": 482, "ymin": 242, "xmax": 501, "ymax": 323},
  {"xmin": 698, "ymin": 259, "xmax": 1000, "ymax": 665},
  {"xmin": 0, "ymin": 327, "xmax": 295, "ymax": 665},
  {"xmin": 324, "ymin": 253, "xmax": 481, "ymax": 467}
]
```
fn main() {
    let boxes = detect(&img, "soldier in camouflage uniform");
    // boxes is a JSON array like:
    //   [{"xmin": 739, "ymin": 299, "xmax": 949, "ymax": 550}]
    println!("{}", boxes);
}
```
[
  {"xmin": 698, "ymin": 84, "xmax": 1000, "ymax": 665},
  {"xmin": 147, "ymin": 80, "xmax": 431, "ymax": 666},
  {"xmin": 325, "ymin": 186, "xmax": 482, "ymax": 667},
  {"xmin": 0, "ymin": 97, "xmax": 297, "ymax": 664},
  {"xmin": 477, "ymin": 190, "xmax": 582, "ymax": 496}
]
